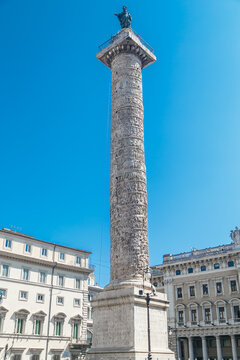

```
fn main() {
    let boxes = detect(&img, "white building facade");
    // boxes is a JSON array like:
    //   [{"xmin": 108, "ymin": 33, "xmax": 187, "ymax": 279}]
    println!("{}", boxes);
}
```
[{"xmin": 0, "ymin": 228, "xmax": 94, "ymax": 360}]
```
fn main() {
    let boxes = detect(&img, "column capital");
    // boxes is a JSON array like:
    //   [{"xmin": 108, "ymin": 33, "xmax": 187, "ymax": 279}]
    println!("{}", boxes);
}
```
[{"xmin": 97, "ymin": 28, "xmax": 156, "ymax": 69}]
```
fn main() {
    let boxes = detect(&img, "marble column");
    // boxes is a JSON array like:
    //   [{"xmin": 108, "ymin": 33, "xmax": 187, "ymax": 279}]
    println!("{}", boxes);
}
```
[
  {"xmin": 231, "ymin": 335, "xmax": 238, "ymax": 360},
  {"xmin": 202, "ymin": 336, "xmax": 208, "ymax": 360},
  {"xmin": 216, "ymin": 335, "xmax": 222, "ymax": 360},
  {"xmin": 188, "ymin": 337, "xmax": 194, "ymax": 360}
]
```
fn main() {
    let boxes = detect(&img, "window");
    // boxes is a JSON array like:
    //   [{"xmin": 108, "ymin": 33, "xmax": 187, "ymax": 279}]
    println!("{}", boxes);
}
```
[
  {"xmin": 204, "ymin": 308, "xmax": 211, "ymax": 323},
  {"xmin": 230, "ymin": 280, "xmax": 237, "ymax": 292},
  {"xmin": 55, "ymin": 321, "xmax": 62, "ymax": 336},
  {"xmin": 176, "ymin": 270, "xmax": 181, "ymax": 276},
  {"xmin": 40, "ymin": 271, "xmax": 46, "ymax": 283},
  {"xmin": 76, "ymin": 278, "xmax": 81, "ymax": 289},
  {"xmin": 87, "ymin": 330, "xmax": 93, "ymax": 344},
  {"xmin": 13, "ymin": 356, "xmax": 21, "ymax": 360},
  {"xmin": 42, "ymin": 248, "xmax": 47, "ymax": 256},
  {"xmin": 223, "ymin": 338, "xmax": 231, "ymax": 347},
  {"xmin": 88, "ymin": 294, "xmax": 93, "ymax": 302},
  {"xmin": 188, "ymin": 268, "xmax": 193, "ymax": 274},
  {"xmin": 74, "ymin": 298, "xmax": 81, "ymax": 307},
  {"xmin": 76, "ymin": 256, "xmax": 81, "ymax": 265},
  {"xmin": 34, "ymin": 319, "xmax": 42, "ymax": 335},
  {"xmin": 22, "ymin": 268, "xmax": 29, "ymax": 281},
  {"xmin": 73, "ymin": 322, "xmax": 79, "ymax": 339},
  {"xmin": 177, "ymin": 287, "xmax": 183, "ymax": 299},
  {"xmin": 32, "ymin": 355, "xmax": 40, "ymax": 360},
  {"xmin": 16, "ymin": 318, "xmax": 24, "ymax": 334},
  {"xmin": 53, "ymin": 355, "xmax": 60, "ymax": 360},
  {"xmin": 59, "ymin": 252, "xmax": 65, "ymax": 260},
  {"xmin": 214, "ymin": 263, "xmax": 220, "ymax": 269},
  {"xmin": 191, "ymin": 309, "xmax": 197, "ymax": 324},
  {"xmin": 218, "ymin": 307, "xmax": 225, "ymax": 322},
  {"xmin": 5, "ymin": 239, "xmax": 11, "ymax": 248},
  {"xmin": 202, "ymin": 284, "xmax": 209, "ymax": 296},
  {"xmin": 189, "ymin": 286, "xmax": 195, "ymax": 297},
  {"xmin": 0, "ymin": 289, "xmax": 7, "ymax": 298},
  {"xmin": 37, "ymin": 294, "xmax": 44, "ymax": 303},
  {"xmin": 233, "ymin": 305, "xmax": 240, "ymax": 321},
  {"xmin": 201, "ymin": 265, "xmax": 206, "ymax": 271},
  {"xmin": 153, "ymin": 282, "xmax": 158, "ymax": 287},
  {"xmin": 58, "ymin": 275, "xmax": 64, "ymax": 287},
  {"xmin": 228, "ymin": 261, "xmax": 234, "ymax": 267},
  {"xmin": 57, "ymin": 296, "xmax": 64, "ymax": 305},
  {"xmin": 88, "ymin": 307, "xmax": 92, "ymax": 320},
  {"xmin": 2, "ymin": 265, "xmax": 9, "ymax": 277},
  {"xmin": 25, "ymin": 244, "xmax": 31, "ymax": 253},
  {"xmin": 216, "ymin": 282, "xmax": 222, "ymax": 294},
  {"xmin": 178, "ymin": 310, "xmax": 184, "ymax": 324},
  {"xmin": 19, "ymin": 291, "xmax": 28, "ymax": 301}
]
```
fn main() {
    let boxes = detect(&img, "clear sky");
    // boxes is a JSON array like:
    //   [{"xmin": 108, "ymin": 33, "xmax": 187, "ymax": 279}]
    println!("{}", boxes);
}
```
[{"xmin": 1, "ymin": 0, "xmax": 240, "ymax": 287}]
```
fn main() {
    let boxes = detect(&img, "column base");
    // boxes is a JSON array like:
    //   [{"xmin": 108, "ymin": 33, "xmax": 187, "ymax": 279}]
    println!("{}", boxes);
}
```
[{"xmin": 87, "ymin": 285, "xmax": 174, "ymax": 360}]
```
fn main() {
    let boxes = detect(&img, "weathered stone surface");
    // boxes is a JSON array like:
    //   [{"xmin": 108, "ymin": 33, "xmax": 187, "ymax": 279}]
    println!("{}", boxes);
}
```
[{"xmin": 110, "ymin": 52, "xmax": 149, "ymax": 283}]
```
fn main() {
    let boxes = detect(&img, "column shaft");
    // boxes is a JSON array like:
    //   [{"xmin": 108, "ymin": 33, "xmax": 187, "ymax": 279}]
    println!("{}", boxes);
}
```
[
  {"xmin": 216, "ymin": 336, "xmax": 222, "ymax": 360},
  {"xmin": 231, "ymin": 335, "xmax": 238, "ymax": 360},
  {"xmin": 202, "ymin": 336, "xmax": 208, "ymax": 360},
  {"xmin": 188, "ymin": 337, "xmax": 194, "ymax": 360}
]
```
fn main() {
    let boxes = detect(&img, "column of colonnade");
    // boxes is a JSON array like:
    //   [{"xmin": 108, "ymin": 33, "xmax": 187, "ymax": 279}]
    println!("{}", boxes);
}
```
[{"xmin": 177, "ymin": 334, "xmax": 239, "ymax": 360}]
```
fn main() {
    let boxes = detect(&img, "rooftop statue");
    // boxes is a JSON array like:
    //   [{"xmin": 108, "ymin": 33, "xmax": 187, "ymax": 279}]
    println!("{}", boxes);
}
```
[
  {"xmin": 114, "ymin": 6, "xmax": 132, "ymax": 29},
  {"xmin": 230, "ymin": 226, "xmax": 240, "ymax": 244}
]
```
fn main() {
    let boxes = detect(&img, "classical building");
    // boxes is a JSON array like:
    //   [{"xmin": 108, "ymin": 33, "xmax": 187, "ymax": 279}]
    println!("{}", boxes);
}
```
[
  {"xmin": 0, "ymin": 228, "xmax": 95, "ymax": 360},
  {"xmin": 152, "ymin": 227, "xmax": 240, "ymax": 360}
]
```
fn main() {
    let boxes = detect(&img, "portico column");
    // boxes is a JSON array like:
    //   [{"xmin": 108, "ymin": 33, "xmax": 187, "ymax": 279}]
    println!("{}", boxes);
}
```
[
  {"xmin": 201, "ymin": 336, "xmax": 208, "ymax": 360},
  {"xmin": 188, "ymin": 337, "xmax": 194, "ymax": 360},
  {"xmin": 216, "ymin": 335, "xmax": 222, "ymax": 360},
  {"xmin": 177, "ymin": 337, "xmax": 181, "ymax": 360},
  {"xmin": 231, "ymin": 335, "xmax": 238, "ymax": 360}
]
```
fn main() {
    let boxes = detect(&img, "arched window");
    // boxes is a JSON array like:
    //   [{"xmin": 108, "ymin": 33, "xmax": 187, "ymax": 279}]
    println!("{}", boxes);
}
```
[{"xmin": 87, "ymin": 329, "xmax": 93, "ymax": 344}]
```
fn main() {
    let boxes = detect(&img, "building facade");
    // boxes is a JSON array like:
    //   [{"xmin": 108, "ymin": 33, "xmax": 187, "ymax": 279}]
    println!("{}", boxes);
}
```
[
  {"xmin": 152, "ymin": 228, "xmax": 240, "ymax": 360},
  {"xmin": 0, "ymin": 228, "xmax": 94, "ymax": 360}
]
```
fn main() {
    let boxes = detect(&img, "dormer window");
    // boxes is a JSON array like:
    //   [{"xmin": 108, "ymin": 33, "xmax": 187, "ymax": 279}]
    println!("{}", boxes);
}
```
[
  {"xmin": 42, "ymin": 248, "xmax": 47, "ymax": 257},
  {"xmin": 25, "ymin": 244, "xmax": 31, "ymax": 253},
  {"xmin": 5, "ymin": 239, "xmax": 11, "ymax": 249}
]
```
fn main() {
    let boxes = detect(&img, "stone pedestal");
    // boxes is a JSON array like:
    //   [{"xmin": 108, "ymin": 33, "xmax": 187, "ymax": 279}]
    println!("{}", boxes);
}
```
[{"xmin": 87, "ymin": 287, "xmax": 173, "ymax": 360}]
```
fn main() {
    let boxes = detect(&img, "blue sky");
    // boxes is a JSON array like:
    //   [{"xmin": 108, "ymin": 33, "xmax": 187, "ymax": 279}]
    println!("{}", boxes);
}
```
[{"xmin": 1, "ymin": 0, "xmax": 240, "ymax": 286}]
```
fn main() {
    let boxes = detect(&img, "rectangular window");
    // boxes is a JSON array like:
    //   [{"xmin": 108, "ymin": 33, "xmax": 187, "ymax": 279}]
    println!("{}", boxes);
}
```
[
  {"xmin": 13, "ymin": 356, "xmax": 21, "ymax": 360},
  {"xmin": 53, "ymin": 355, "xmax": 60, "ymax": 360},
  {"xmin": 201, "ymin": 265, "xmax": 206, "ymax": 271},
  {"xmin": 176, "ymin": 270, "xmax": 181, "ymax": 275},
  {"xmin": 214, "ymin": 263, "xmax": 220, "ymax": 269},
  {"xmin": 88, "ymin": 294, "xmax": 93, "ymax": 302},
  {"xmin": 58, "ymin": 275, "xmax": 64, "ymax": 287},
  {"xmin": 178, "ymin": 310, "xmax": 184, "ymax": 324},
  {"xmin": 76, "ymin": 256, "xmax": 81, "ymax": 265},
  {"xmin": 22, "ymin": 268, "xmax": 29, "ymax": 281},
  {"xmin": 5, "ymin": 239, "xmax": 11, "ymax": 248},
  {"xmin": 219, "ymin": 307, "xmax": 225, "ymax": 321},
  {"xmin": 191, "ymin": 309, "xmax": 197, "ymax": 323},
  {"xmin": 76, "ymin": 278, "xmax": 81, "ymax": 289},
  {"xmin": 205, "ymin": 308, "xmax": 211, "ymax": 323},
  {"xmin": 233, "ymin": 305, "xmax": 240, "ymax": 321},
  {"xmin": 37, "ymin": 294, "xmax": 44, "ymax": 303},
  {"xmin": 74, "ymin": 298, "xmax": 81, "ymax": 307},
  {"xmin": 19, "ymin": 291, "xmax": 28, "ymax": 300},
  {"xmin": 16, "ymin": 318, "xmax": 24, "ymax": 334},
  {"xmin": 2, "ymin": 265, "xmax": 9, "ymax": 277},
  {"xmin": 188, "ymin": 268, "xmax": 193, "ymax": 274},
  {"xmin": 59, "ymin": 252, "xmax": 65, "ymax": 260},
  {"xmin": 228, "ymin": 261, "xmax": 234, "ymax": 267},
  {"xmin": 216, "ymin": 282, "xmax": 222, "ymax": 294},
  {"xmin": 32, "ymin": 355, "xmax": 40, "ymax": 360},
  {"xmin": 189, "ymin": 286, "xmax": 195, "ymax": 297},
  {"xmin": 42, "ymin": 248, "xmax": 47, "ymax": 256},
  {"xmin": 177, "ymin": 287, "xmax": 183, "ymax": 299},
  {"xmin": 57, "ymin": 296, "xmax": 64, "ymax": 305},
  {"xmin": 40, "ymin": 271, "xmax": 46, "ymax": 283},
  {"xmin": 73, "ymin": 323, "xmax": 79, "ymax": 339},
  {"xmin": 230, "ymin": 280, "xmax": 237, "ymax": 292},
  {"xmin": 202, "ymin": 284, "xmax": 209, "ymax": 295},
  {"xmin": 35, "ymin": 319, "xmax": 42, "ymax": 335},
  {"xmin": 88, "ymin": 307, "xmax": 92, "ymax": 320},
  {"xmin": 25, "ymin": 244, "xmax": 31, "ymax": 253},
  {"xmin": 55, "ymin": 321, "xmax": 62, "ymax": 336}
]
